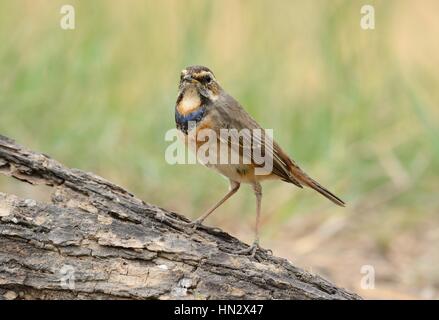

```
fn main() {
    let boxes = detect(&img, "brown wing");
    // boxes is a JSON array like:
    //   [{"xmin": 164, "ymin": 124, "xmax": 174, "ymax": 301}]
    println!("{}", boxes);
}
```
[
  {"xmin": 211, "ymin": 94, "xmax": 346, "ymax": 206},
  {"xmin": 212, "ymin": 95, "xmax": 303, "ymax": 187}
]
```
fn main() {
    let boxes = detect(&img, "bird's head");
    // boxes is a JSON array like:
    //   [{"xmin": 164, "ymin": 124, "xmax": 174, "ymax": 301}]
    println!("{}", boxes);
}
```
[{"xmin": 178, "ymin": 65, "xmax": 221, "ymax": 102}]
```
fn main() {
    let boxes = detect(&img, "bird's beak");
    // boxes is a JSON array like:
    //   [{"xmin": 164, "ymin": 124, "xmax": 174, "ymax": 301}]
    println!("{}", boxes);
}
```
[{"xmin": 183, "ymin": 74, "xmax": 196, "ymax": 83}]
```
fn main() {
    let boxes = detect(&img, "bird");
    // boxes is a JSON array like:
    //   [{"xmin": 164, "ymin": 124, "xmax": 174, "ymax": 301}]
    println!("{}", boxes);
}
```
[{"xmin": 175, "ymin": 65, "xmax": 345, "ymax": 256}]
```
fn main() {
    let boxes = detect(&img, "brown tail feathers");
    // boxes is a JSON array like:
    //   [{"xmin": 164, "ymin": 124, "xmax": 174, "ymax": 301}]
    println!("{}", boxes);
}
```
[{"xmin": 290, "ymin": 166, "xmax": 345, "ymax": 207}]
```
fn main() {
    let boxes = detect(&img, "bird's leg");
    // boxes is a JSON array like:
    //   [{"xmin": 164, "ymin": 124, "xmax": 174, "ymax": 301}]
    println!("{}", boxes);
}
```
[
  {"xmin": 234, "ymin": 182, "xmax": 271, "ymax": 257},
  {"xmin": 187, "ymin": 180, "xmax": 240, "ymax": 230}
]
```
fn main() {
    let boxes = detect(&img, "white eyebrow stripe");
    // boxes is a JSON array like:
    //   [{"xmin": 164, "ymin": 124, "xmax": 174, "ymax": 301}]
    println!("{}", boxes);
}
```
[
  {"xmin": 197, "ymin": 71, "xmax": 212, "ymax": 76},
  {"xmin": 194, "ymin": 71, "xmax": 216, "ymax": 80}
]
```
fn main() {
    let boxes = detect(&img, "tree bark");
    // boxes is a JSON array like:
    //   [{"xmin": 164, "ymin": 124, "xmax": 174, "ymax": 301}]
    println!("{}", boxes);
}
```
[{"xmin": 0, "ymin": 134, "xmax": 360, "ymax": 300}]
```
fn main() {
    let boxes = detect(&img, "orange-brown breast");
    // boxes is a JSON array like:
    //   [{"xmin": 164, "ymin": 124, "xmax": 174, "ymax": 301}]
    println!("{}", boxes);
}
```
[{"xmin": 176, "ymin": 87, "xmax": 202, "ymax": 116}]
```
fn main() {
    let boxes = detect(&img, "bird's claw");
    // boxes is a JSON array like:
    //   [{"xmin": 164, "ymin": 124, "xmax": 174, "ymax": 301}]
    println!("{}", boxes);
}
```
[
  {"xmin": 185, "ymin": 219, "xmax": 203, "ymax": 233},
  {"xmin": 186, "ymin": 219, "xmax": 224, "ymax": 235},
  {"xmin": 233, "ymin": 240, "xmax": 272, "ymax": 257}
]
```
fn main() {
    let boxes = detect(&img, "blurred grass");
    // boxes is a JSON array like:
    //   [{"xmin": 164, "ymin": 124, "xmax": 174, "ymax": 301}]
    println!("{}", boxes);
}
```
[{"xmin": 0, "ymin": 1, "xmax": 439, "ymax": 296}]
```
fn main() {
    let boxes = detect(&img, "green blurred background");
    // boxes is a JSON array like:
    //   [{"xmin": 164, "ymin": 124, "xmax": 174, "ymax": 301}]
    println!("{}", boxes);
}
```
[{"xmin": 1, "ymin": 0, "xmax": 438, "ymax": 299}]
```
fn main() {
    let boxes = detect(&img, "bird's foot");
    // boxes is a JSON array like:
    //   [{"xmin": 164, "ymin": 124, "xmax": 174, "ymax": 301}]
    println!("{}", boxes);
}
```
[
  {"xmin": 186, "ymin": 218, "xmax": 202, "ymax": 230},
  {"xmin": 184, "ymin": 218, "xmax": 223, "ymax": 234},
  {"xmin": 233, "ymin": 240, "xmax": 272, "ymax": 258}
]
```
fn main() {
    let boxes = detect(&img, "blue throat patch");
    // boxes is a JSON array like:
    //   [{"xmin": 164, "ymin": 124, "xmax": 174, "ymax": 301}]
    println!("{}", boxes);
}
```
[{"xmin": 175, "ymin": 106, "xmax": 206, "ymax": 134}]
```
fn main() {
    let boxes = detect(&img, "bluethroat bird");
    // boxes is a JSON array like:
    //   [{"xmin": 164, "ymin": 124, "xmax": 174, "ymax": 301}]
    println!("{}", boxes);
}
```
[{"xmin": 175, "ymin": 65, "xmax": 345, "ymax": 256}]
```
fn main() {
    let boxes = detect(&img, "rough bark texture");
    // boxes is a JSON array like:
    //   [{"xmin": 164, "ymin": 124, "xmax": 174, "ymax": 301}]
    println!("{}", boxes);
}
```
[{"xmin": 0, "ymin": 135, "xmax": 360, "ymax": 300}]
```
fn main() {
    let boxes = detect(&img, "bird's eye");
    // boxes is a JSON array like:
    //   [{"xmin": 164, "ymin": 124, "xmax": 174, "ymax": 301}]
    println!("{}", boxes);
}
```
[{"xmin": 203, "ymin": 74, "xmax": 213, "ymax": 84}]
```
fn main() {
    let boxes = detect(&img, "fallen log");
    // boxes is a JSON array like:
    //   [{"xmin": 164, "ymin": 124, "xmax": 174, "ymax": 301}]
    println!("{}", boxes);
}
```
[{"xmin": 0, "ymin": 134, "xmax": 360, "ymax": 300}]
